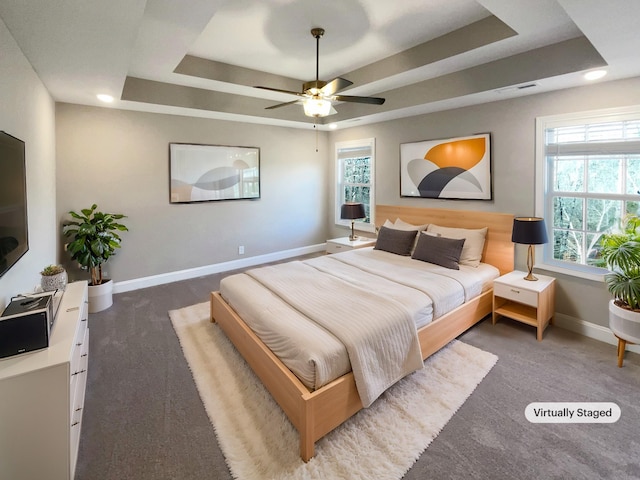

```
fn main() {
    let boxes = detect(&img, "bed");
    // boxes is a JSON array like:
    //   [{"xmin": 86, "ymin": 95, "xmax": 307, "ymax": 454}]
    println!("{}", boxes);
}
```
[{"xmin": 210, "ymin": 205, "xmax": 514, "ymax": 461}]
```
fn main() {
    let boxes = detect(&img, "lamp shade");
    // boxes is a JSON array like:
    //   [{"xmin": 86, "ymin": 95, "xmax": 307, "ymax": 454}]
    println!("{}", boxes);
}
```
[
  {"xmin": 511, "ymin": 217, "xmax": 548, "ymax": 245},
  {"xmin": 340, "ymin": 202, "xmax": 366, "ymax": 220}
]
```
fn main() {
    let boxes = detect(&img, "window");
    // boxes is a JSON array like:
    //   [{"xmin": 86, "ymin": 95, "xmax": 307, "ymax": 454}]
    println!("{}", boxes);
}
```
[
  {"xmin": 335, "ymin": 138, "xmax": 375, "ymax": 232},
  {"xmin": 536, "ymin": 106, "xmax": 640, "ymax": 279}
]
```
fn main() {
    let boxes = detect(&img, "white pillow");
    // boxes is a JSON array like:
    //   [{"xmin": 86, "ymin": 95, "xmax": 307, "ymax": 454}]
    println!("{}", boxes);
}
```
[
  {"xmin": 393, "ymin": 218, "xmax": 429, "ymax": 232},
  {"xmin": 382, "ymin": 219, "xmax": 395, "ymax": 229},
  {"xmin": 426, "ymin": 224, "xmax": 488, "ymax": 267}
]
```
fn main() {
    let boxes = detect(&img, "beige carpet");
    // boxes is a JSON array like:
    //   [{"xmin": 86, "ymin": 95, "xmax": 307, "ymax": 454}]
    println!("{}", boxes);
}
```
[{"xmin": 169, "ymin": 302, "xmax": 498, "ymax": 480}]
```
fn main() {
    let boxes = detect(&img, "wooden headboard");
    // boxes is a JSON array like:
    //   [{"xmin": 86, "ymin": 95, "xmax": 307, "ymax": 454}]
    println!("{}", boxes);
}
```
[{"xmin": 375, "ymin": 205, "xmax": 514, "ymax": 275}]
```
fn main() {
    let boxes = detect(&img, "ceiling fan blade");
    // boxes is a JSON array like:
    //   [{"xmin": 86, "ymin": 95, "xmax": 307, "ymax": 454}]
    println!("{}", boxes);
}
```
[
  {"xmin": 265, "ymin": 100, "xmax": 301, "ymax": 110},
  {"xmin": 320, "ymin": 77, "xmax": 353, "ymax": 96},
  {"xmin": 255, "ymin": 86, "xmax": 305, "ymax": 97},
  {"xmin": 333, "ymin": 95, "xmax": 386, "ymax": 105}
]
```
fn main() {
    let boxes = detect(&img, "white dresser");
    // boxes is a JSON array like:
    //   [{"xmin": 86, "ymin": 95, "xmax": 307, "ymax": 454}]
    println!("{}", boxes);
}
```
[{"xmin": 0, "ymin": 281, "xmax": 89, "ymax": 480}]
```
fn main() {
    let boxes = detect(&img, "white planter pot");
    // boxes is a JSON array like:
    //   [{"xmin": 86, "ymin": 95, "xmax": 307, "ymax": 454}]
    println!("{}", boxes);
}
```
[
  {"xmin": 608, "ymin": 299, "xmax": 640, "ymax": 344},
  {"xmin": 88, "ymin": 279, "xmax": 113, "ymax": 313}
]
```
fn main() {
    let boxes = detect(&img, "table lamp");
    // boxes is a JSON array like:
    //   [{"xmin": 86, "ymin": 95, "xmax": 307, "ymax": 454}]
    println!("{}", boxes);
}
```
[
  {"xmin": 340, "ymin": 203, "xmax": 366, "ymax": 241},
  {"xmin": 512, "ymin": 217, "xmax": 548, "ymax": 281}
]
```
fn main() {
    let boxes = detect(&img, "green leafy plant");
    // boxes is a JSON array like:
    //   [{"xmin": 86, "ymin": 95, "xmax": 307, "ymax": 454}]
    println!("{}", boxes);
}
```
[
  {"xmin": 41, "ymin": 264, "xmax": 65, "ymax": 276},
  {"xmin": 599, "ymin": 214, "xmax": 640, "ymax": 311},
  {"xmin": 63, "ymin": 204, "xmax": 128, "ymax": 286}
]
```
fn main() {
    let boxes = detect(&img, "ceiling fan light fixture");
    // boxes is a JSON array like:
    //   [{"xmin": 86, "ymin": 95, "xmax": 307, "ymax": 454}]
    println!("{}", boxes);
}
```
[
  {"xmin": 303, "ymin": 97, "xmax": 332, "ymax": 117},
  {"xmin": 256, "ymin": 27, "xmax": 384, "ymax": 117}
]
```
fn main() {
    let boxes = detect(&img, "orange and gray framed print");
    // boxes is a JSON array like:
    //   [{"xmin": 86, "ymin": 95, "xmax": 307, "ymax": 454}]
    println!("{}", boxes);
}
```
[
  {"xmin": 169, "ymin": 143, "xmax": 260, "ymax": 203},
  {"xmin": 400, "ymin": 133, "xmax": 492, "ymax": 200}
]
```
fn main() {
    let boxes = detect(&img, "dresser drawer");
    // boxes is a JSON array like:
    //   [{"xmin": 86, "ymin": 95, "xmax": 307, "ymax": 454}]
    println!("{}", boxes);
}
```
[
  {"xmin": 70, "ymin": 332, "xmax": 88, "ymax": 479},
  {"xmin": 69, "ymin": 324, "xmax": 88, "ymax": 404},
  {"xmin": 494, "ymin": 282, "xmax": 538, "ymax": 307}
]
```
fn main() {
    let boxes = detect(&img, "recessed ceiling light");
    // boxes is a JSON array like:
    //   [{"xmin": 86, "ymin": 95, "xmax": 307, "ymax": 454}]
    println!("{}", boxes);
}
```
[
  {"xmin": 329, "ymin": 123, "xmax": 337, "ymax": 130},
  {"xmin": 584, "ymin": 70, "xmax": 607, "ymax": 81},
  {"xmin": 97, "ymin": 94, "xmax": 114, "ymax": 103}
]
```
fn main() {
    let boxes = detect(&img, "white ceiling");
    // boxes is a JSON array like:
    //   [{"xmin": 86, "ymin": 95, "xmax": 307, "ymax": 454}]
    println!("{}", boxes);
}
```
[{"xmin": 1, "ymin": 0, "xmax": 639, "ymax": 130}]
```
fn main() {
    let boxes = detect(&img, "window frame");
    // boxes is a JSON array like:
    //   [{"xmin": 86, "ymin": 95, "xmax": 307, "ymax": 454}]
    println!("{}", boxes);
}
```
[
  {"xmin": 535, "ymin": 105, "xmax": 640, "ymax": 281},
  {"xmin": 335, "ymin": 138, "xmax": 376, "ymax": 233}
]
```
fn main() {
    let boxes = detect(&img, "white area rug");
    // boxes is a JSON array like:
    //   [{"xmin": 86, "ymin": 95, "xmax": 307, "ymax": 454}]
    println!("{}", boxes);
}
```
[{"xmin": 169, "ymin": 302, "xmax": 498, "ymax": 480}]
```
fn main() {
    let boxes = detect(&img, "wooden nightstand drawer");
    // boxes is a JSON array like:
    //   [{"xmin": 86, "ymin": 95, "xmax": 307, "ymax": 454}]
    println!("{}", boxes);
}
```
[
  {"xmin": 492, "ymin": 271, "xmax": 556, "ymax": 341},
  {"xmin": 493, "ymin": 282, "xmax": 538, "ymax": 307}
]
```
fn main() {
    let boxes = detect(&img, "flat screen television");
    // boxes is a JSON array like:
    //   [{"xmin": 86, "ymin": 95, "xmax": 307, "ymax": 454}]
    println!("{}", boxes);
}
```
[{"xmin": 0, "ymin": 131, "xmax": 28, "ymax": 278}]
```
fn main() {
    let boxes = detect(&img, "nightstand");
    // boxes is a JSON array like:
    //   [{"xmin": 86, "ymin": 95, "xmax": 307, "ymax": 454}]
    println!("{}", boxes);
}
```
[
  {"xmin": 492, "ymin": 270, "xmax": 556, "ymax": 341},
  {"xmin": 326, "ymin": 236, "xmax": 376, "ymax": 254}
]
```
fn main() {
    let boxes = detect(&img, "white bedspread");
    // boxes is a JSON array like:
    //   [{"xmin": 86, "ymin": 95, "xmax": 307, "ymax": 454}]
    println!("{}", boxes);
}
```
[
  {"xmin": 246, "ymin": 261, "xmax": 424, "ymax": 407},
  {"xmin": 329, "ymin": 249, "xmax": 492, "ymax": 317},
  {"xmin": 219, "ymin": 248, "xmax": 500, "ymax": 399}
]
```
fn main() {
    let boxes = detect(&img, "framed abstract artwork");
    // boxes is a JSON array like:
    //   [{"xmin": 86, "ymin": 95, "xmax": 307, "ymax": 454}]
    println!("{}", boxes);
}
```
[
  {"xmin": 400, "ymin": 133, "xmax": 492, "ymax": 200},
  {"xmin": 169, "ymin": 143, "xmax": 260, "ymax": 203}
]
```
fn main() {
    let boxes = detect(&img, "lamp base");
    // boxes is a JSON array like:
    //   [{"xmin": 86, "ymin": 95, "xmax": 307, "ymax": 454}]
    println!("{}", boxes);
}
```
[
  {"xmin": 523, "ymin": 244, "xmax": 538, "ymax": 281},
  {"xmin": 349, "ymin": 220, "xmax": 358, "ymax": 241}
]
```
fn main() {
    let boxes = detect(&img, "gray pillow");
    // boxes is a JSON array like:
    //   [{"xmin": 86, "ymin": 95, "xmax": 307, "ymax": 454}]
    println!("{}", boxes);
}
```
[
  {"xmin": 412, "ymin": 233, "xmax": 465, "ymax": 269},
  {"xmin": 374, "ymin": 226, "xmax": 417, "ymax": 256}
]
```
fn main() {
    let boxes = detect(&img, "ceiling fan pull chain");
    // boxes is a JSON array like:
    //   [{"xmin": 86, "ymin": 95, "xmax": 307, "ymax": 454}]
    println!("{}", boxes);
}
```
[{"xmin": 314, "ymin": 122, "xmax": 319, "ymax": 152}]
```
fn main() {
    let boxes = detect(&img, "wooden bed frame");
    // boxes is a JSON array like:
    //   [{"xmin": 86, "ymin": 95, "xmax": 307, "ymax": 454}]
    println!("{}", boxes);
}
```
[{"xmin": 210, "ymin": 205, "xmax": 514, "ymax": 461}]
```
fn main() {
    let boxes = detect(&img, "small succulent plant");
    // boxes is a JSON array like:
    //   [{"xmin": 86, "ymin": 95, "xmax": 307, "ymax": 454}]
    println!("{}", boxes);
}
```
[{"xmin": 41, "ymin": 264, "xmax": 66, "ymax": 276}]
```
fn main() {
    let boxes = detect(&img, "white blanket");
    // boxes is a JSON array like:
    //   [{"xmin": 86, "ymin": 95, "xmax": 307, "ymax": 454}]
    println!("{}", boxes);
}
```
[
  {"xmin": 246, "ymin": 261, "xmax": 424, "ymax": 407},
  {"xmin": 328, "ymin": 248, "xmax": 486, "ymax": 317}
]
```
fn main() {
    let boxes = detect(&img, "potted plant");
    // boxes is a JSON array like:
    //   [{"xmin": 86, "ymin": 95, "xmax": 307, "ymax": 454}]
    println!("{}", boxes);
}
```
[
  {"xmin": 63, "ymin": 204, "xmax": 128, "ymax": 313},
  {"xmin": 40, "ymin": 264, "xmax": 67, "ymax": 292},
  {"xmin": 599, "ymin": 213, "xmax": 640, "ymax": 366}
]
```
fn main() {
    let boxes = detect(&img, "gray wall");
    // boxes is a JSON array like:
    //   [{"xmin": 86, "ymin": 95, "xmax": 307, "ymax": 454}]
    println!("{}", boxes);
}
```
[
  {"xmin": 0, "ymin": 18, "xmax": 56, "ymax": 309},
  {"xmin": 55, "ymin": 105, "xmax": 330, "ymax": 283},
  {"xmin": 53, "ymin": 73, "xmax": 640, "ymax": 329},
  {"xmin": 329, "ymin": 76, "xmax": 640, "ymax": 328}
]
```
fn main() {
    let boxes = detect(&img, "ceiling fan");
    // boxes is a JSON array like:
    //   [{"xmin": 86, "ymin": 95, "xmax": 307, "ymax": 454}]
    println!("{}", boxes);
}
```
[{"xmin": 255, "ymin": 28, "xmax": 385, "ymax": 118}]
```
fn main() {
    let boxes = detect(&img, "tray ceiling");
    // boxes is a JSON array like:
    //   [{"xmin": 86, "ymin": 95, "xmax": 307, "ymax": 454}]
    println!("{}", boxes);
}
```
[{"xmin": 1, "ymin": 0, "xmax": 638, "ymax": 130}]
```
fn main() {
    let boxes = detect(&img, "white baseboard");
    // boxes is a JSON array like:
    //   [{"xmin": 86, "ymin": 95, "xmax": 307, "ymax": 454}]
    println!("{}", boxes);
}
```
[
  {"xmin": 554, "ymin": 313, "xmax": 640, "ymax": 354},
  {"xmin": 113, "ymin": 243, "xmax": 326, "ymax": 294}
]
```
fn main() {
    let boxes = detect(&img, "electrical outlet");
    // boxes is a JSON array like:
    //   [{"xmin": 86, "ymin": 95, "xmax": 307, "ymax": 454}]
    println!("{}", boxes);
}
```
[{"xmin": 238, "ymin": 246, "xmax": 245, "ymax": 255}]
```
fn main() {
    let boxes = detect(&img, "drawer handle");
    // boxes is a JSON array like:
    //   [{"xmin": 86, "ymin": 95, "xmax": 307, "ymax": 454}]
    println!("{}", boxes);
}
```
[
  {"xmin": 81, "ymin": 353, "xmax": 88, "ymax": 358},
  {"xmin": 81, "ymin": 318, "xmax": 87, "ymax": 322},
  {"xmin": 71, "ymin": 369, "xmax": 87, "ymax": 376},
  {"xmin": 75, "ymin": 407, "xmax": 83, "ymax": 412},
  {"xmin": 510, "ymin": 288, "xmax": 521, "ymax": 294},
  {"xmin": 76, "ymin": 342, "xmax": 83, "ymax": 346},
  {"xmin": 71, "ymin": 421, "xmax": 79, "ymax": 427}
]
